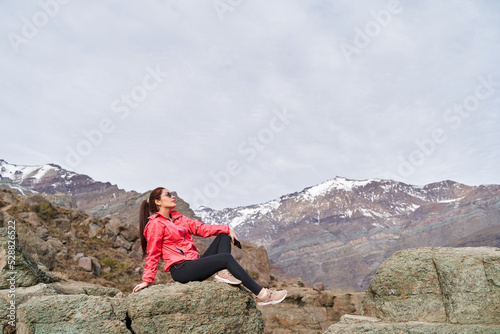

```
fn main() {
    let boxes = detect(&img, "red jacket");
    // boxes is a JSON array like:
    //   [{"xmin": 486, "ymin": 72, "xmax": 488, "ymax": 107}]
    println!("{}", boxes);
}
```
[{"xmin": 142, "ymin": 211, "xmax": 230, "ymax": 284}]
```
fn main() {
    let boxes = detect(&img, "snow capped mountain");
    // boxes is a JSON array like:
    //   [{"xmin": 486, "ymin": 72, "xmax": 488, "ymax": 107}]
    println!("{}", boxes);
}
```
[
  {"xmin": 197, "ymin": 176, "xmax": 469, "ymax": 231},
  {"xmin": 0, "ymin": 159, "xmax": 197, "ymax": 227},
  {"xmin": 0, "ymin": 159, "xmax": 78, "ymax": 188},
  {"xmin": 0, "ymin": 159, "xmax": 139, "ymax": 217},
  {"xmin": 196, "ymin": 176, "xmax": 500, "ymax": 290}
]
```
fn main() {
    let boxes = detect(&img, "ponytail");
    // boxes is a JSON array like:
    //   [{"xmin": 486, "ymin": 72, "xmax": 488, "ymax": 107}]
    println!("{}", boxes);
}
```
[{"xmin": 139, "ymin": 187, "xmax": 165, "ymax": 258}]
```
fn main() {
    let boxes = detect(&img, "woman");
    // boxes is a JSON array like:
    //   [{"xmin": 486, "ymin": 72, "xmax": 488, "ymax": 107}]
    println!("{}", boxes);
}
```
[{"xmin": 132, "ymin": 187, "xmax": 287, "ymax": 306}]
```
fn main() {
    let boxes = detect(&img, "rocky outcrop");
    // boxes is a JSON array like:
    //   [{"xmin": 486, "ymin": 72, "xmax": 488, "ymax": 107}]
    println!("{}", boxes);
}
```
[
  {"xmin": 128, "ymin": 282, "xmax": 263, "ymax": 333},
  {"xmin": 3, "ymin": 280, "xmax": 263, "ymax": 334},
  {"xmin": 259, "ymin": 285, "xmax": 364, "ymax": 334},
  {"xmin": 324, "ymin": 247, "xmax": 500, "ymax": 333},
  {"xmin": 0, "ymin": 228, "xmax": 60, "ymax": 290}
]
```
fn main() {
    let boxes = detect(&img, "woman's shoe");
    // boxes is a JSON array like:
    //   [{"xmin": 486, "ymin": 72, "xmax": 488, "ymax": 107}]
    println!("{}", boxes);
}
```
[
  {"xmin": 214, "ymin": 269, "xmax": 242, "ymax": 285},
  {"xmin": 256, "ymin": 288, "xmax": 287, "ymax": 306}
]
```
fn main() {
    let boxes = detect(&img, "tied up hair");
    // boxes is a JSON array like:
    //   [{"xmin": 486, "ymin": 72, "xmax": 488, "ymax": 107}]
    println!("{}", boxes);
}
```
[{"xmin": 139, "ymin": 187, "xmax": 165, "ymax": 258}]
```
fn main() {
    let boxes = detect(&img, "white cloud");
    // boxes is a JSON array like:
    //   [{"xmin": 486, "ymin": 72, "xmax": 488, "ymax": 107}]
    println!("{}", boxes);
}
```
[{"xmin": 1, "ymin": 0, "xmax": 499, "ymax": 209}]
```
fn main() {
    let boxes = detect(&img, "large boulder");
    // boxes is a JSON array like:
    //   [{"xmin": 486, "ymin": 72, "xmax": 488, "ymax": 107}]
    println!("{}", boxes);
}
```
[
  {"xmin": 128, "ymin": 282, "xmax": 264, "ymax": 334},
  {"xmin": 2, "ymin": 279, "xmax": 264, "ymax": 334},
  {"xmin": 362, "ymin": 247, "xmax": 500, "ymax": 324},
  {"xmin": 324, "ymin": 247, "xmax": 500, "ymax": 333}
]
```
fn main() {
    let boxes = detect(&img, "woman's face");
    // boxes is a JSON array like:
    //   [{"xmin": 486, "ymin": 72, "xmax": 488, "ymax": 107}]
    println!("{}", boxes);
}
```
[{"xmin": 155, "ymin": 189, "xmax": 176, "ymax": 210}]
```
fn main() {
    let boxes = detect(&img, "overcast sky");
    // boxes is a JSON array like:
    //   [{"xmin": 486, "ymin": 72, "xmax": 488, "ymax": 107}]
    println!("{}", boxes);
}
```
[{"xmin": 1, "ymin": 0, "xmax": 499, "ymax": 210}]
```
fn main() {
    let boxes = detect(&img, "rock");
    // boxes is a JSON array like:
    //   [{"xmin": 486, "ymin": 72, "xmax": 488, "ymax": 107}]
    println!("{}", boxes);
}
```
[
  {"xmin": 34, "ymin": 225, "xmax": 49, "ymax": 241},
  {"xmin": 331, "ymin": 292, "xmax": 365, "ymax": 322},
  {"xmin": 15, "ymin": 221, "xmax": 56, "ymax": 270},
  {"xmin": 51, "ymin": 216, "xmax": 71, "ymax": 232},
  {"xmin": 78, "ymin": 257, "xmax": 93, "ymax": 272},
  {"xmin": 362, "ymin": 247, "xmax": 500, "ymax": 325},
  {"xmin": 73, "ymin": 252, "xmax": 84, "ymax": 262},
  {"xmin": 105, "ymin": 217, "xmax": 139, "ymax": 244},
  {"xmin": 105, "ymin": 216, "xmax": 123, "ymax": 235},
  {"xmin": 49, "ymin": 280, "xmax": 122, "ymax": 297},
  {"xmin": 113, "ymin": 234, "xmax": 134, "ymax": 251},
  {"xmin": 0, "ymin": 227, "xmax": 60, "ymax": 289},
  {"xmin": 17, "ymin": 212, "xmax": 43, "ymax": 227},
  {"xmin": 45, "ymin": 192, "xmax": 77, "ymax": 209},
  {"xmin": 128, "ymin": 282, "xmax": 264, "ymax": 333},
  {"xmin": 90, "ymin": 256, "xmax": 101, "ymax": 275},
  {"xmin": 17, "ymin": 294, "xmax": 130, "ymax": 334},
  {"xmin": 88, "ymin": 222, "xmax": 101, "ymax": 238},
  {"xmin": 119, "ymin": 224, "xmax": 139, "ymax": 242},
  {"xmin": 325, "ymin": 247, "xmax": 500, "ymax": 333},
  {"xmin": 313, "ymin": 283, "xmax": 325, "ymax": 291},
  {"xmin": 259, "ymin": 285, "xmax": 364, "ymax": 333},
  {"xmin": 0, "ymin": 210, "xmax": 16, "ymax": 228},
  {"xmin": 324, "ymin": 317, "xmax": 500, "ymax": 334},
  {"xmin": 7, "ymin": 281, "xmax": 264, "ymax": 334},
  {"xmin": 46, "ymin": 237, "xmax": 65, "ymax": 253}
]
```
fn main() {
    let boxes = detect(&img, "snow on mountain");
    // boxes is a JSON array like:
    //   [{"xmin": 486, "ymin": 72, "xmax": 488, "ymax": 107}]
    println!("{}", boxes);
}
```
[
  {"xmin": 300, "ymin": 177, "xmax": 375, "ymax": 202},
  {"xmin": 196, "ymin": 176, "xmax": 456, "ymax": 230},
  {"xmin": 0, "ymin": 159, "xmax": 76, "ymax": 185}
]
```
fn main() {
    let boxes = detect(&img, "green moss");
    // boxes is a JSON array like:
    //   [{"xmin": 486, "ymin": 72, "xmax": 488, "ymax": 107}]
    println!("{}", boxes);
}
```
[
  {"xmin": 248, "ymin": 270, "xmax": 259, "ymax": 280},
  {"xmin": 35, "ymin": 202, "xmax": 57, "ymax": 222},
  {"xmin": 101, "ymin": 256, "xmax": 117, "ymax": 268}
]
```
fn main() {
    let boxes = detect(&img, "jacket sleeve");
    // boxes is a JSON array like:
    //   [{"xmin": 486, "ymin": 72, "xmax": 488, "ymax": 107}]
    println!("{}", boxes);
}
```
[
  {"xmin": 141, "ymin": 220, "xmax": 164, "ymax": 284},
  {"xmin": 185, "ymin": 216, "xmax": 230, "ymax": 237}
]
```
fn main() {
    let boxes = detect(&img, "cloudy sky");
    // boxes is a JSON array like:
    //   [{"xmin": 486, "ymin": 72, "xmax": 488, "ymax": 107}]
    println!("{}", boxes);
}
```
[{"xmin": 1, "ymin": 0, "xmax": 499, "ymax": 210}]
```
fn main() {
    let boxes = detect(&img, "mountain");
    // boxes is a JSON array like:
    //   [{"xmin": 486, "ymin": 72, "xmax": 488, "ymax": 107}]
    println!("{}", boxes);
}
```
[
  {"xmin": 0, "ymin": 159, "xmax": 140, "ymax": 216},
  {"xmin": 196, "ymin": 177, "xmax": 500, "ymax": 290}
]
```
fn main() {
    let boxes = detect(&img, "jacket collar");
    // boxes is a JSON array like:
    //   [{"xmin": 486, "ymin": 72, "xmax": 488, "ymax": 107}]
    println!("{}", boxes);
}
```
[{"xmin": 148, "ymin": 211, "xmax": 182, "ymax": 221}]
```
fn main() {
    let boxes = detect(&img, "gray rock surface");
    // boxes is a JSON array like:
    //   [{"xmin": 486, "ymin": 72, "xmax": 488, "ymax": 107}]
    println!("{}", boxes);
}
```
[
  {"xmin": 362, "ymin": 247, "xmax": 500, "ymax": 324},
  {"xmin": 128, "ymin": 282, "xmax": 264, "ymax": 334},
  {"xmin": 324, "ymin": 315, "xmax": 500, "ymax": 334},
  {"xmin": 324, "ymin": 247, "xmax": 500, "ymax": 334},
  {"xmin": 7, "ymin": 281, "xmax": 263, "ymax": 334}
]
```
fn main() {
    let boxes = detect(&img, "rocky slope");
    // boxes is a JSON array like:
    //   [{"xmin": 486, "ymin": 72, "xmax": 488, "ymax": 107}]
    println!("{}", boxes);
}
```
[
  {"xmin": 197, "ymin": 177, "xmax": 500, "ymax": 290},
  {"xmin": 325, "ymin": 246, "xmax": 500, "ymax": 333},
  {"xmin": 0, "ymin": 189, "xmax": 272, "ymax": 291}
]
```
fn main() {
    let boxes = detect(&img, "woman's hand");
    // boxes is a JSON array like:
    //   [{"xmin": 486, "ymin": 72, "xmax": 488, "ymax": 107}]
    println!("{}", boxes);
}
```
[
  {"xmin": 133, "ymin": 282, "xmax": 149, "ymax": 293},
  {"xmin": 229, "ymin": 228, "xmax": 239, "ymax": 244}
]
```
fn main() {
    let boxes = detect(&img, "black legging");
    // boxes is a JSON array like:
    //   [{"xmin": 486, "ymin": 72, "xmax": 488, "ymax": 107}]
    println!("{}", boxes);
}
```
[{"xmin": 169, "ymin": 234, "xmax": 263, "ymax": 295}]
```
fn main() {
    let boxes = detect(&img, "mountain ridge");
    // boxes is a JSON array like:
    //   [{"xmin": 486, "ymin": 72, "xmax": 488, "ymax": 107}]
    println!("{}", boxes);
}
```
[{"xmin": 195, "ymin": 176, "xmax": 500, "ymax": 290}]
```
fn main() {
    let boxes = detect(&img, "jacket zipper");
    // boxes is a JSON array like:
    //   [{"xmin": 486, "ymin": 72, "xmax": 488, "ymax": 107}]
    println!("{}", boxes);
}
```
[
  {"xmin": 176, "ymin": 227, "xmax": 187, "ymax": 256},
  {"xmin": 175, "ymin": 247, "xmax": 185, "ymax": 256}
]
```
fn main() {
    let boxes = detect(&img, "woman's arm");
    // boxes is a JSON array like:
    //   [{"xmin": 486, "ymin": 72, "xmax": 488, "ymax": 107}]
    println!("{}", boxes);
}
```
[
  {"xmin": 138, "ymin": 220, "xmax": 164, "ymax": 287},
  {"xmin": 185, "ymin": 216, "xmax": 231, "ymax": 238}
]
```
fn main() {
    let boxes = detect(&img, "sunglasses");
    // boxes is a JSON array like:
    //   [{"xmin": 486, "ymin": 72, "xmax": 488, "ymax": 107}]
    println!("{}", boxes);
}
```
[{"xmin": 161, "ymin": 192, "xmax": 174, "ymax": 198}]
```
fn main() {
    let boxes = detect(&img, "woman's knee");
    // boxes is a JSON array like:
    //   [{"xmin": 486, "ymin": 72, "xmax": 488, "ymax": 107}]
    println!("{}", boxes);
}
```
[{"xmin": 216, "ymin": 233, "xmax": 231, "ymax": 241}]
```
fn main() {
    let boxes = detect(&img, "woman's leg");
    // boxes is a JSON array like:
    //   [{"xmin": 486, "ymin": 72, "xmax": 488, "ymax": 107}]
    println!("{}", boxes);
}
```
[
  {"xmin": 170, "ymin": 253, "xmax": 263, "ymax": 295},
  {"xmin": 201, "ymin": 233, "xmax": 231, "ymax": 257}
]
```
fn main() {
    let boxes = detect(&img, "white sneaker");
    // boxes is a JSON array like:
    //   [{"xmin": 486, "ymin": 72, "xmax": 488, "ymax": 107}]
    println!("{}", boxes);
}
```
[
  {"xmin": 214, "ymin": 269, "xmax": 242, "ymax": 285},
  {"xmin": 257, "ymin": 288, "xmax": 287, "ymax": 306}
]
